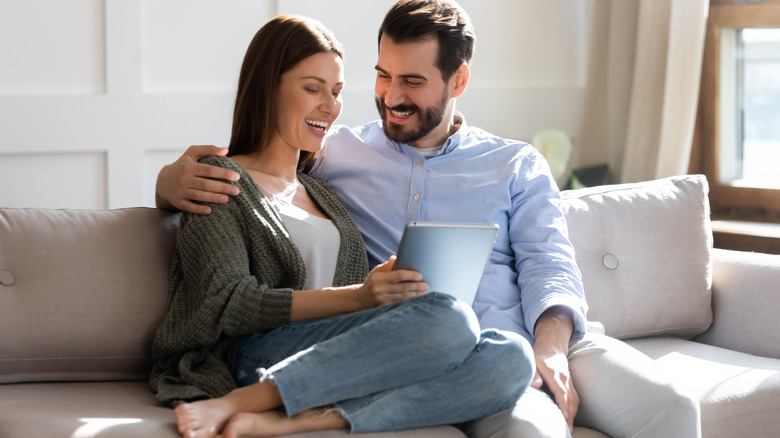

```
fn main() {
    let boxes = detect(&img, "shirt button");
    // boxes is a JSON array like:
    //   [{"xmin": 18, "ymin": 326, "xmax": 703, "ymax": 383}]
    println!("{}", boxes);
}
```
[
  {"xmin": 416, "ymin": 159, "xmax": 423, "ymax": 165},
  {"xmin": 413, "ymin": 194, "xmax": 421, "ymax": 200}
]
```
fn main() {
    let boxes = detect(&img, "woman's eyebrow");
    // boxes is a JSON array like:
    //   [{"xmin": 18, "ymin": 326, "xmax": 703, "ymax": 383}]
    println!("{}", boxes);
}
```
[{"xmin": 300, "ymin": 76, "xmax": 344, "ymax": 86}]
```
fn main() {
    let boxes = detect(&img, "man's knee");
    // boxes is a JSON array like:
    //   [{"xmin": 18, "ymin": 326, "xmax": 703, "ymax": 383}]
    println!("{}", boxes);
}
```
[
  {"xmin": 460, "ymin": 388, "xmax": 571, "ymax": 438},
  {"xmin": 651, "ymin": 383, "xmax": 701, "ymax": 436},
  {"xmin": 568, "ymin": 333, "xmax": 701, "ymax": 437}
]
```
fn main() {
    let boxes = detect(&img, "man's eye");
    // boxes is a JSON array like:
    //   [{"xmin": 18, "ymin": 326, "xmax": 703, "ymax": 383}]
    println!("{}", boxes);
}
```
[{"xmin": 407, "ymin": 80, "xmax": 422, "ymax": 87}]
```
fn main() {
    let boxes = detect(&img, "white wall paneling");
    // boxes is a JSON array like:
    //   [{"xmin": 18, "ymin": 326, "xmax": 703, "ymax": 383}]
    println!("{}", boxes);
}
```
[
  {"xmin": 142, "ymin": 0, "xmax": 276, "ymax": 94},
  {"xmin": 0, "ymin": 152, "xmax": 106, "ymax": 209},
  {"xmin": 0, "ymin": 0, "xmax": 106, "ymax": 95},
  {"xmin": 0, "ymin": 0, "xmax": 593, "ymax": 210}
]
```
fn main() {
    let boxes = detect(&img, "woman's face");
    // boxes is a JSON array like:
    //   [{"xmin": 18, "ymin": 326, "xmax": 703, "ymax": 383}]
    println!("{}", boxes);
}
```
[{"xmin": 273, "ymin": 51, "xmax": 344, "ymax": 154}]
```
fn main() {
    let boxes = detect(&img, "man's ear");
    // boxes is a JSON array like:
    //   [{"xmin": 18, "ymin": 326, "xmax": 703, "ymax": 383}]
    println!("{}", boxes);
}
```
[{"xmin": 450, "ymin": 63, "xmax": 470, "ymax": 98}]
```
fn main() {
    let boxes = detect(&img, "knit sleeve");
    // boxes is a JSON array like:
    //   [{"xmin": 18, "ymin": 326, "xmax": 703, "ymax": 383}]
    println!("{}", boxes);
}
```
[
  {"xmin": 155, "ymin": 159, "xmax": 298, "ymax": 360},
  {"xmin": 175, "ymin": 200, "xmax": 294, "ymax": 340},
  {"xmin": 151, "ymin": 157, "xmax": 309, "ymax": 405}
]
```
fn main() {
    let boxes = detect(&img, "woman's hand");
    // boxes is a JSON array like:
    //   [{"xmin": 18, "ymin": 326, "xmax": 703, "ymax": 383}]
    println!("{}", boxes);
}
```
[
  {"xmin": 290, "ymin": 257, "xmax": 427, "ymax": 321},
  {"xmin": 355, "ymin": 256, "xmax": 428, "ymax": 308}
]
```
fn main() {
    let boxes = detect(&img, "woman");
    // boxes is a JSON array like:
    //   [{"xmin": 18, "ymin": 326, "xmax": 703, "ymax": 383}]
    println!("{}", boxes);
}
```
[{"xmin": 150, "ymin": 15, "xmax": 533, "ymax": 438}]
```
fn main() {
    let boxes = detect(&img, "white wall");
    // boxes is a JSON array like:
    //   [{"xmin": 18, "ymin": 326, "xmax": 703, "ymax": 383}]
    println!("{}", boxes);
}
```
[{"xmin": 0, "ymin": 0, "xmax": 593, "ymax": 209}]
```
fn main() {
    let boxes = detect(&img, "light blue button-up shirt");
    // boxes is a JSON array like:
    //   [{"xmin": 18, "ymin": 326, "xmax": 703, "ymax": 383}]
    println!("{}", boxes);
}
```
[{"xmin": 312, "ymin": 115, "xmax": 587, "ymax": 343}]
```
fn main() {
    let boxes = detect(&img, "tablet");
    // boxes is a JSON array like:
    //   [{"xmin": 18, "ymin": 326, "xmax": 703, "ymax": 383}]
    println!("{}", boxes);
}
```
[{"xmin": 393, "ymin": 222, "xmax": 499, "ymax": 304}]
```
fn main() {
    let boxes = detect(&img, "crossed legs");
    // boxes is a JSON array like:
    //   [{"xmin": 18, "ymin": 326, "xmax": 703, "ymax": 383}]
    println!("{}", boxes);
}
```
[
  {"xmin": 172, "ymin": 294, "xmax": 533, "ymax": 437},
  {"xmin": 174, "ymin": 294, "xmax": 480, "ymax": 437},
  {"xmin": 173, "ymin": 380, "xmax": 348, "ymax": 438}
]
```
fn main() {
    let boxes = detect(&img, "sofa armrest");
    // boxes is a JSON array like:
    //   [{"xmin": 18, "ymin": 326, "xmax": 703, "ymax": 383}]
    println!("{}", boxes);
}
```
[{"xmin": 694, "ymin": 248, "xmax": 780, "ymax": 359}]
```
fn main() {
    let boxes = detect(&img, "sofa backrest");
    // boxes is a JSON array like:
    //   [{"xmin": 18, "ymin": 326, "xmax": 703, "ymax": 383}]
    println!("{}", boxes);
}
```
[
  {"xmin": 0, "ymin": 175, "xmax": 715, "ymax": 383},
  {"xmin": 560, "ymin": 174, "xmax": 714, "ymax": 340},
  {"xmin": 0, "ymin": 207, "xmax": 179, "ymax": 384}
]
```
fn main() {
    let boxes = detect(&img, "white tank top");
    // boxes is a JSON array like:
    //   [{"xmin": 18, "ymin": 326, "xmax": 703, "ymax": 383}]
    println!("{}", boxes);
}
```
[{"xmin": 274, "ymin": 201, "xmax": 339, "ymax": 290}]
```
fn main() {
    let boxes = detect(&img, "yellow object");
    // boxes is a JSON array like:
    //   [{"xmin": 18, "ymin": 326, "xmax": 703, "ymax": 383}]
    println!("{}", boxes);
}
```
[{"xmin": 531, "ymin": 130, "xmax": 573, "ymax": 184}]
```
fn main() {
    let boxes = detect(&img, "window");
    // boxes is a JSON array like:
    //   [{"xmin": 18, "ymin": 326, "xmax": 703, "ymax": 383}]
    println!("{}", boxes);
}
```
[
  {"xmin": 718, "ymin": 27, "xmax": 780, "ymax": 188},
  {"xmin": 695, "ymin": 0, "xmax": 780, "ymax": 217}
]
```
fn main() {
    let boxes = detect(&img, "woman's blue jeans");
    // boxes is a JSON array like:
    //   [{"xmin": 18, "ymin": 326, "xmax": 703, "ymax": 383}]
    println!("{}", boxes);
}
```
[{"xmin": 230, "ymin": 292, "xmax": 534, "ymax": 433}]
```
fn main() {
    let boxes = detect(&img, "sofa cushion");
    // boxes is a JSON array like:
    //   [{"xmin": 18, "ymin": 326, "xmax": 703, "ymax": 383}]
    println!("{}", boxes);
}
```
[
  {"xmin": 560, "ymin": 175, "xmax": 713, "ymax": 339},
  {"xmin": 696, "ymin": 248, "xmax": 780, "ymax": 359},
  {"xmin": 0, "ymin": 382, "xmax": 465, "ymax": 438},
  {"xmin": 0, "ymin": 208, "xmax": 179, "ymax": 383},
  {"xmin": 626, "ymin": 337, "xmax": 780, "ymax": 438}
]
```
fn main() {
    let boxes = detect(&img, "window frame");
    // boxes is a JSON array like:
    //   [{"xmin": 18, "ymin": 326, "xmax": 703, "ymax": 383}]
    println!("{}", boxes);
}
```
[{"xmin": 697, "ymin": 1, "xmax": 780, "ymax": 215}]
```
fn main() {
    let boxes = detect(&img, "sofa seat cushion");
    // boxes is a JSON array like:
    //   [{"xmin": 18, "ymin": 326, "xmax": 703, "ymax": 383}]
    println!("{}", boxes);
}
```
[
  {"xmin": 0, "ymin": 381, "xmax": 466, "ymax": 438},
  {"xmin": 626, "ymin": 337, "xmax": 780, "ymax": 438},
  {"xmin": 0, "ymin": 381, "xmax": 178, "ymax": 438},
  {"xmin": 560, "ymin": 175, "xmax": 713, "ymax": 339}
]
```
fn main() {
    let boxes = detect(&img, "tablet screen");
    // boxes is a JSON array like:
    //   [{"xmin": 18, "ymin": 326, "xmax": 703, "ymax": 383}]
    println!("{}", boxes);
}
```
[{"xmin": 394, "ymin": 222, "xmax": 499, "ymax": 304}]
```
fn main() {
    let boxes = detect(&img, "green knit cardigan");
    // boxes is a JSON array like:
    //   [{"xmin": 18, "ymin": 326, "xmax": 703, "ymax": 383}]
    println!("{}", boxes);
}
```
[{"xmin": 150, "ymin": 156, "xmax": 369, "ymax": 406}]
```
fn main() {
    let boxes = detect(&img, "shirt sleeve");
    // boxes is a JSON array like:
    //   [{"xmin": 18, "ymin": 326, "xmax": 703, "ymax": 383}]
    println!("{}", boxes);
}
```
[{"xmin": 509, "ymin": 148, "xmax": 588, "ymax": 343}]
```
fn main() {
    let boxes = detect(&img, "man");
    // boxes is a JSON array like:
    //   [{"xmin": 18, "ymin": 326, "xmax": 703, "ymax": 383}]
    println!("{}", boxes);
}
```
[{"xmin": 156, "ymin": 1, "xmax": 700, "ymax": 436}]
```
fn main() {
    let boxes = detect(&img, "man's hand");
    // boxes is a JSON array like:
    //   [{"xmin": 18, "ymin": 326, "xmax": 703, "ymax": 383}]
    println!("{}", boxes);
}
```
[
  {"xmin": 155, "ymin": 145, "xmax": 241, "ymax": 214},
  {"xmin": 532, "ymin": 306, "xmax": 578, "ymax": 432}
]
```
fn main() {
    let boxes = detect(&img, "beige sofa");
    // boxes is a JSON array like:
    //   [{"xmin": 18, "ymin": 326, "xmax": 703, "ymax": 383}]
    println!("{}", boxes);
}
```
[{"xmin": 1, "ymin": 174, "xmax": 779, "ymax": 438}]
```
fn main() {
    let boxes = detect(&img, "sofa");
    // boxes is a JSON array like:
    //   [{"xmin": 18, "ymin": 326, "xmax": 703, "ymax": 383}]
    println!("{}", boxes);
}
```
[{"xmin": 1, "ymin": 174, "xmax": 778, "ymax": 438}]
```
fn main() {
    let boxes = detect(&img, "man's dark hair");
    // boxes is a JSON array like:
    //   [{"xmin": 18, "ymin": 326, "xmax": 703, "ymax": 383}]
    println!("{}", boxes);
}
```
[{"xmin": 378, "ymin": 0, "xmax": 476, "ymax": 81}]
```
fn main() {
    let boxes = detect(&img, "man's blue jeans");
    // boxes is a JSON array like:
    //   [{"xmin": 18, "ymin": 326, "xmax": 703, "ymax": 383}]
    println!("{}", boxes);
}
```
[{"xmin": 230, "ymin": 292, "xmax": 534, "ymax": 433}]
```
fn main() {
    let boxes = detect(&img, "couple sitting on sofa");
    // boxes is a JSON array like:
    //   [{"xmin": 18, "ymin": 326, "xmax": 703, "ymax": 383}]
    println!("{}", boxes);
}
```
[{"xmin": 151, "ymin": 1, "xmax": 701, "ymax": 438}]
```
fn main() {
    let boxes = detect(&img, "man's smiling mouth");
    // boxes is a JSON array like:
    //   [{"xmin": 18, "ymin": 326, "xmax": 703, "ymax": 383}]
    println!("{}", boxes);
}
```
[{"xmin": 390, "ymin": 109, "xmax": 413, "ymax": 118}]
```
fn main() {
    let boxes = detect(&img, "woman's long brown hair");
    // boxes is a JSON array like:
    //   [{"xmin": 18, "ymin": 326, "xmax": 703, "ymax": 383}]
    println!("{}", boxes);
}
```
[{"xmin": 227, "ymin": 15, "xmax": 344, "ymax": 172}]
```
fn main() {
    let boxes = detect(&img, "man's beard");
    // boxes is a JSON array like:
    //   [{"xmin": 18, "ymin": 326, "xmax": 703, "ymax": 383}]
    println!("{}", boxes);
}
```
[{"xmin": 375, "ymin": 91, "xmax": 449, "ymax": 144}]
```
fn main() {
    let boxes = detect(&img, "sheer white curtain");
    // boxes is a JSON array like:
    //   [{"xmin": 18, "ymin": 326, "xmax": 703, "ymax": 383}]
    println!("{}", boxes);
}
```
[{"xmin": 578, "ymin": 0, "xmax": 709, "ymax": 184}]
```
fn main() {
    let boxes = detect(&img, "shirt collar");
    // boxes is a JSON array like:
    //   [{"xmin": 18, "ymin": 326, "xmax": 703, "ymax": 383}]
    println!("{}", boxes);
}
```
[
  {"xmin": 387, "ymin": 112, "xmax": 468, "ymax": 156},
  {"xmin": 440, "ymin": 112, "xmax": 466, "ymax": 155}
]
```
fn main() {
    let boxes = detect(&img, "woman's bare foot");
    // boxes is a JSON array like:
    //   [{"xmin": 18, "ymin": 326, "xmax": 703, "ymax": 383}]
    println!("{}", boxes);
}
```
[
  {"xmin": 222, "ymin": 407, "xmax": 348, "ymax": 438},
  {"xmin": 174, "ymin": 398, "xmax": 236, "ymax": 438},
  {"xmin": 174, "ymin": 382, "xmax": 283, "ymax": 438}
]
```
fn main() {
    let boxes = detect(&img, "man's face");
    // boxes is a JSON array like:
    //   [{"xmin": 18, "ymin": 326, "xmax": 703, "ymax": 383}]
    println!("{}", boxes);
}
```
[{"xmin": 374, "ymin": 36, "xmax": 452, "ymax": 148}]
